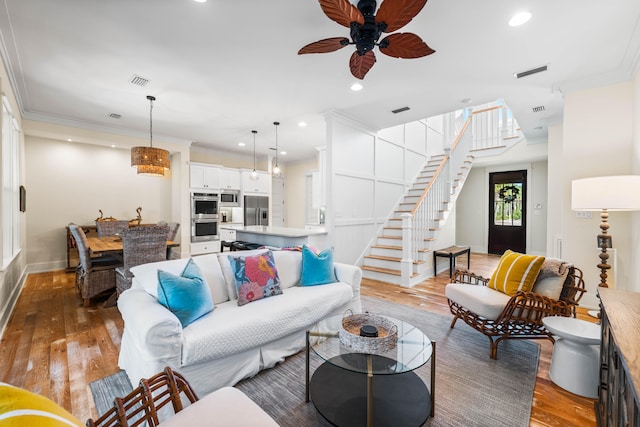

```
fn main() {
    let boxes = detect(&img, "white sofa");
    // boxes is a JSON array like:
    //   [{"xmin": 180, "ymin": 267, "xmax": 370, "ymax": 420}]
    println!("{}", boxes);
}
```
[{"xmin": 117, "ymin": 248, "xmax": 362, "ymax": 396}]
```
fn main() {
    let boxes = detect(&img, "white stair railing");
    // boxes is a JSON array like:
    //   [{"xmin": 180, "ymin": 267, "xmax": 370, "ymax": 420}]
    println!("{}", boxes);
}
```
[
  {"xmin": 471, "ymin": 105, "xmax": 521, "ymax": 150},
  {"xmin": 400, "ymin": 117, "xmax": 472, "ymax": 286}
]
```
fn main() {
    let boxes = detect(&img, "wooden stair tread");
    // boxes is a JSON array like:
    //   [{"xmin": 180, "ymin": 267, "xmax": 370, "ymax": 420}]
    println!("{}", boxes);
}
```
[
  {"xmin": 372, "ymin": 244, "xmax": 402, "ymax": 250},
  {"xmin": 364, "ymin": 254, "xmax": 424, "ymax": 265},
  {"xmin": 362, "ymin": 265, "xmax": 419, "ymax": 278},
  {"xmin": 380, "ymin": 235, "xmax": 401, "ymax": 240}
]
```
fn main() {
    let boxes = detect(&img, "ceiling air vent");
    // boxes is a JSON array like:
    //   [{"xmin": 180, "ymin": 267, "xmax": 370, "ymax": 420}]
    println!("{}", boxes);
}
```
[
  {"xmin": 130, "ymin": 74, "xmax": 149, "ymax": 87},
  {"xmin": 532, "ymin": 106, "xmax": 545, "ymax": 113},
  {"xmin": 514, "ymin": 65, "xmax": 548, "ymax": 79},
  {"xmin": 392, "ymin": 106, "xmax": 410, "ymax": 114},
  {"xmin": 108, "ymin": 113, "xmax": 122, "ymax": 119}
]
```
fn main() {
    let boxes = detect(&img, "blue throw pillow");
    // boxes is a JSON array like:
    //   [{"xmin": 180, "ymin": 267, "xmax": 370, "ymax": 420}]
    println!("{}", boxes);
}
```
[
  {"xmin": 157, "ymin": 259, "xmax": 214, "ymax": 327},
  {"xmin": 300, "ymin": 245, "xmax": 337, "ymax": 286}
]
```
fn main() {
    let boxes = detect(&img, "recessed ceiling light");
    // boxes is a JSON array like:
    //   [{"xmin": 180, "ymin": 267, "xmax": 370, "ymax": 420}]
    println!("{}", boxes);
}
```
[
  {"xmin": 193, "ymin": 0, "xmax": 207, "ymax": 3},
  {"xmin": 509, "ymin": 11, "xmax": 531, "ymax": 27},
  {"xmin": 298, "ymin": 121, "xmax": 307, "ymax": 127},
  {"xmin": 111, "ymin": 144, "xmax": 116, "ymax": 148},
  {"xmin": 280, "ymin": 151, "xmax": 287, "ymax": 156},
  {"xmin": 66, "ymin": 138, "xmax": 72, "ymax": 142},
  {"xmin": 350, "ymin": 83, "xmax": 363, "ymax": 91},
  {"xmin": 461, "ymin": 98, "xmax": 472, "ymax": 104},
  {"xmin": 238, "ymin": 142, "xmax": 246, "ymax": 147}
]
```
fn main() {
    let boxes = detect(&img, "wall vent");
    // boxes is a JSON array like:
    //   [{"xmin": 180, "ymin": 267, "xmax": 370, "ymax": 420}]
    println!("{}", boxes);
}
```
[
  {"xmin": 532, "ymin": 105, "xmax": 545, "ymax": 113},
  {"xmin": 514, "ymin": 65, "xmax": 548, "ymax": 79},
  {"xmin": 108, "ymin": 113, "xmax": 122, "ymax": 119},
  {"xmin": 392, "ymin": 106, "xmax": 410, "ymax": 114},
  {"xmin": 130, "ymin": 75, "xmax": 149, "ymax": 87}
]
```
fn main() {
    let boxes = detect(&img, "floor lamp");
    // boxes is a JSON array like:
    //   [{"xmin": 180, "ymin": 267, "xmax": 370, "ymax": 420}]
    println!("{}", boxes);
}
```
[{"xmin": 572, "ymin": 175, "xmax": 640, "ymax": 317}]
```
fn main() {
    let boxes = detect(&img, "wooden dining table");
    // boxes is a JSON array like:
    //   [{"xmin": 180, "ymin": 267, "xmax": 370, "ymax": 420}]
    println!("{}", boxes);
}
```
[{"xmin": 87, "ymin": 236, "xmax": 179, "ymax": 260}]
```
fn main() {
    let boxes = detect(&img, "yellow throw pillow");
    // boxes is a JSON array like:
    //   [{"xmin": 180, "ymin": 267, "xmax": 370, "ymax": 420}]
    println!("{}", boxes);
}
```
[
  {"xmin": 0, "ymin": 382, "xmax": 83, "ymax": 426},
  {"xmin": 488, "ymin": 250, "xmax": 545, "ymax": 296}
]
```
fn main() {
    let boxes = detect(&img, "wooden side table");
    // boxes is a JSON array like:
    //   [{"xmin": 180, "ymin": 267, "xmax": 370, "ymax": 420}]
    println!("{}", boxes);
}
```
[{"xmin": 433, "ymin": 246, "xmax": 470, "ymax": 277}]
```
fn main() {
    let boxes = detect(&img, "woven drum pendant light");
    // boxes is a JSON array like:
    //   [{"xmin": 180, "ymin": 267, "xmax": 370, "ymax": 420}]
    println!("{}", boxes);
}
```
[{"xmin": 131, "ymin": 95, "xmax": 170, "ymax": 176}]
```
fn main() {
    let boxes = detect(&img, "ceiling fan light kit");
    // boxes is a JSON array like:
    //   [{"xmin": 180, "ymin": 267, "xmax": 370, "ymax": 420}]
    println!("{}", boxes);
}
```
[{"xmin": 299, "ymin": 0, "xmax": 435, "ymax": 79}]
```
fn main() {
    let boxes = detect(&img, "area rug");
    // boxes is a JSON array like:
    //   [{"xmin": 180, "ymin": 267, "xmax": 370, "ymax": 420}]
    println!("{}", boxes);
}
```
[{"xmin": 91, "ymin": 295, "xmax": 539, "ymax": 426}]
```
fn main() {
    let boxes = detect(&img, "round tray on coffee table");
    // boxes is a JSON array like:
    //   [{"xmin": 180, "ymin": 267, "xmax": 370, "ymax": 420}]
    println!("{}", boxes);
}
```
[{"xmin": 305, "ymin": 314, "xmax": 434, "ymax": 427}]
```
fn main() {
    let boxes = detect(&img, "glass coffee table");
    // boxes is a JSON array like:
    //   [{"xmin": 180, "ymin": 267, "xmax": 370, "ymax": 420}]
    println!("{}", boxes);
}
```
[{"xmin": 305, "ymin": 314, "xmax": 435, "ymax": 427}]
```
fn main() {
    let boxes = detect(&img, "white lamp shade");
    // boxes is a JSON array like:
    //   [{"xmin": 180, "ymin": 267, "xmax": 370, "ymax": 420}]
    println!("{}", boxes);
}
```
[{"xmin": 572, "ymin": 175, "xmax": 640, "ymax": 211}]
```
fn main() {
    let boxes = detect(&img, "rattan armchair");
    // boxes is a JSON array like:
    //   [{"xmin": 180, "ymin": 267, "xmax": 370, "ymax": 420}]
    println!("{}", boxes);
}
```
[
  {"xmin": 96, "ymin": 220, "xmax": 130, "ymax": 237},
  {"xmin": 69, "ymin": 224, "xmax": 122, "ymax": 307},
  {"xmin": 447, "ymin": 266, "xmax": 586, "ymax": 359},
  {"xmin": 86, "ymin": 367, "xmax": 199, "ymax": 427},
  {"xmin": 115, "ymin": 225, "xmax": 169, "ymax": 296}
]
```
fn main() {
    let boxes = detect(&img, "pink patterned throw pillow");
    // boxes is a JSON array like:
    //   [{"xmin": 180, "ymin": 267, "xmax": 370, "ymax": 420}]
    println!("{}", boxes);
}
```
[{"xmin": 230, "ymin": 250, "xmax": 282, "ymax": 306}]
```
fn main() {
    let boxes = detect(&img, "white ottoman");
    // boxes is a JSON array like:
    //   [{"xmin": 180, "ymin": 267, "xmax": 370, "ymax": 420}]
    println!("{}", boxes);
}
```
[
  {"xmin": 542, "ymin": 316, "xmax": 601, "ymax": 398},
  {"xmin": 158, "ymin": 387, "xmax": 279, "ymax": 427}
]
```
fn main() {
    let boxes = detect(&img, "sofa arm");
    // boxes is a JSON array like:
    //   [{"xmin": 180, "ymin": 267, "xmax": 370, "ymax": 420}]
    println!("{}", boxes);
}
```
[
  {"xmin": 334, "ymin": 262, "xmax": 362, "ymax": 311},
  {"xmin": 117, "ymin": 289, "xmax": 184, "ymax": 363}
]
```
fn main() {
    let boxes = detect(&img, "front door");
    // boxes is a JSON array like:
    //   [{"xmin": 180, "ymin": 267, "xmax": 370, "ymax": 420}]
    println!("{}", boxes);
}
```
[{"xmin": 488, "ymin": 170, "xmax": 527, "ymax": 254}]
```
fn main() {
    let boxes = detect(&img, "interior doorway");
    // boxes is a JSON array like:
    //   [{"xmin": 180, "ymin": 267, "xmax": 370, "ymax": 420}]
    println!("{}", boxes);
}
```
[{"xmin": 488, "ymin": 170, "xmax": 527, "ymax": 254}]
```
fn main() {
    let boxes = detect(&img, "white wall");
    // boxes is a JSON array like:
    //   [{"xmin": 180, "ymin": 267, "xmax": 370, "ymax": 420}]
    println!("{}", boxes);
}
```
[
  {"xmin": 284, "ymin": 158, "xmax": 318, "ymax": 228},
  {"xmin": 551, "ymin": 81, "xmax": 634, "ymax": 306},
  {"xmin": 326, "ymin": 112, "xmax": 430, "ymax": 264},
  {"xmin": 25, "ymin": 137, "xmax": 174, "ymax": 271},
  {"xmin": 631, "ymin": 69, "xmax": 640, "ymax": 291}
]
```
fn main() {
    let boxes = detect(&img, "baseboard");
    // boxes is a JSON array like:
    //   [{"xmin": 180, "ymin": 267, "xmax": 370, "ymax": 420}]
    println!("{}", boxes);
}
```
[
  {"xmin": 0, "ymin": 264, "xmax": 28, "ymax": 340},
  {"xmin": 25, "ymin": 260, "xmax": 67, "ymax": 274}
]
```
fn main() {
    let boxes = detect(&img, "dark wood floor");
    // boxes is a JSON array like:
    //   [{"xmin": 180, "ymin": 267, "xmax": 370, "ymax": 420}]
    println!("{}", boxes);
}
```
[{"xmin": 0, "ymin": 253, "xmax": 597, "ymax": 425}]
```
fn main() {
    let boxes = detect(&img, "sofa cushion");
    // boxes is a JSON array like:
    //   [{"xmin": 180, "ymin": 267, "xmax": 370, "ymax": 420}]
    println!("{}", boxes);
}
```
[
  {"xmin": 446, "ymin": 283, "xmax": 512, "ymax": 320},
  {"xmin": 488, "ymin": 250, "xmax": 545, "ymax": 296},
  {"xmin": 181, "ymin": 282, "xmax": 354, "ymax": 365},
  {"xmin": 229, "ymin": 250, "xmax": 283, "ymax": 306},
  {"xmin": 300, "ymin": 245, "xmax": 337, "ymax": 286},
  {"xmin": 0, "ymin": 382, "xmax": 84, "ymax": 426},
  {"xmin": 158, "ymin": 259, "xmax": 214, "ymax": 327},
  {"xmin": 532, "ymin": 258, "xmax": 570, "ymax": 300},
  {"xmin": 272, "ymin": 250, "xmax": 302, "ymax": 289},
  {"xmin": 130, "ymin": 254, "xmax": 229, "ymax": 304}
]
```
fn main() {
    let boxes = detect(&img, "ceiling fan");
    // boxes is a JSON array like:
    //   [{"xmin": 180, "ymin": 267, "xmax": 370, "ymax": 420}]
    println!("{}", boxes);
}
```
[{"xmin": 298, "ymin": 0, "xmax": 435, "ymax": 79}]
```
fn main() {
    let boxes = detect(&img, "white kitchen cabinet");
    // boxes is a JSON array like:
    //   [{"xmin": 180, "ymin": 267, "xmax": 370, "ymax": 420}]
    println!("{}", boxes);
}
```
[
  {"xmin": 190, "ymin": 165, "xmax": 220, "ymax": 190},
  {"xmin": 241, "ymin": 171, "xmax": 270, "ymax": 194},
  {"xmin": 219, "ymin": 168, "xmax": 240, "ymax": 190},
  {"xmin": 219, "ymin": 228, "xmax": 237, "ymax": 242},
  {"xmin": 190, "ymin": 240, "xmax": 221, "ymax": 255}
]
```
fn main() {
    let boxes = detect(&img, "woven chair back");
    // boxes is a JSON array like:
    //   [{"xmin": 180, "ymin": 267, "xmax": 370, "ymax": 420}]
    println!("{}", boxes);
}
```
[
  {"xmin": 96, "ymin": 220, "xmax": 130, "ymax": 237},
  {"xmin": 120, "ymin": 225, "xmax": 169, "ymax": 271},
  {"xmin": 68, "ymin": 223, "xmax": 91, "ymax": 270}
]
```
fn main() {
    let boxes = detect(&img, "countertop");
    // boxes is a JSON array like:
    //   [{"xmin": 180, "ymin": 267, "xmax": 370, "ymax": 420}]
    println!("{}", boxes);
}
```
[{"xmin": 220, "ymin": 225, "xmax": 327, "ymax": 237}]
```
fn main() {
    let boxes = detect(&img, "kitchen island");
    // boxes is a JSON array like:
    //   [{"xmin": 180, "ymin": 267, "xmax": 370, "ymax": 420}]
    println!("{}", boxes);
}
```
[{"xmin": 220, "ymin": 225, "xmax": 327, "ymax": 248}]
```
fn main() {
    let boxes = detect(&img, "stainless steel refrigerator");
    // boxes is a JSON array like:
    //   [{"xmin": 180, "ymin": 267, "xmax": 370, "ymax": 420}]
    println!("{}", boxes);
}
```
[{"xmin": 244, "ymin": 195, "xmax": 269, "ymax": 226}]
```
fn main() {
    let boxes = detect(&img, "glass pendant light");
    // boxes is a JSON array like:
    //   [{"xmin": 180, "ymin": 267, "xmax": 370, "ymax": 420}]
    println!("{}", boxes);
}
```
[
  {"xmin": 272, "ymin": 121, "xmax": 281, "ymax": 176},
  {"xmin": 250, "ymin": 130, "xmax": 259, "ymax": 181}
]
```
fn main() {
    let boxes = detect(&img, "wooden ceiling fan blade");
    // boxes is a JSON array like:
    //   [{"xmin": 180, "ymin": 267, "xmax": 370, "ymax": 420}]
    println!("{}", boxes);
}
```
[
  {"xmin": 319, "ymin": 0, "xmax": 364, "ymax": 28},
  {"xmin": 376, "ymin": 0, "xmax": 428, "ymax": 33},
  {"xmin": 349, "ymin": 50, "xmax": 376, "ymax": 79},
  {"xmin": 298, "ymin": 37, "xmax": 350, "ymax": 54},
  {"xmin": 379, "ymin": 33, "xmax": 435, "ymax": 58}
]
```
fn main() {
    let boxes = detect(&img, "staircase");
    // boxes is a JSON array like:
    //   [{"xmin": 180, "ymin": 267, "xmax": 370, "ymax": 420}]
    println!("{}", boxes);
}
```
[
  {"xmin": 359, "ymin": 101, "xmax": 524, "ymax": 286},
  {"xmin": 361, "ymin": 152, "xmax": 474, "ymax": 285}
]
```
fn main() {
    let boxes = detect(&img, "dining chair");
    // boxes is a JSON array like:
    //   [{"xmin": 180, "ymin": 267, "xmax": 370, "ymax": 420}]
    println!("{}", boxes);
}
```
[
  {"xmin": 158, "ymin": 221, "xmax": 180, "ymax": 259},
  {"xmin": 96, "ymin": 220, "xmax": 130, "ymax": 237},
  {"xmin": 68, "ymin": 223, "xmax": 122, "ymax": 307},
  {"xmin": 116, "ymin": 225, "xmax": 169, "ymax": 296}
]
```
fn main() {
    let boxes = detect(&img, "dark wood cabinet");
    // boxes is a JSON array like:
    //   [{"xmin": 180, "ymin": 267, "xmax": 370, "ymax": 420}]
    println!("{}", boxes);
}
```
[{"xmin": 597, "ymin": 288, "xmax": 640, "ymax": 427}]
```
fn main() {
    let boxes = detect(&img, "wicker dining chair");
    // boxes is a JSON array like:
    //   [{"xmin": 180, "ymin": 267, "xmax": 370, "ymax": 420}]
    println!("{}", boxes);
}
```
[
  {"xmin": 158, "ymin": 221, "xmax": 180, "ymax": 259},
  {"xmin": 86, "ymin": 367, "xmax": 199, "ymax": 427},
  {"xmin": 96, "ymin": 220, "xmax": 130, "ymax": 237},
  {"xmin": 115, "ymin": 225, "xmax": 169, "ymax": 296},
  {"xmin": 68, "ymin": 223, "xmax": 122, "ymax": 307}
]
